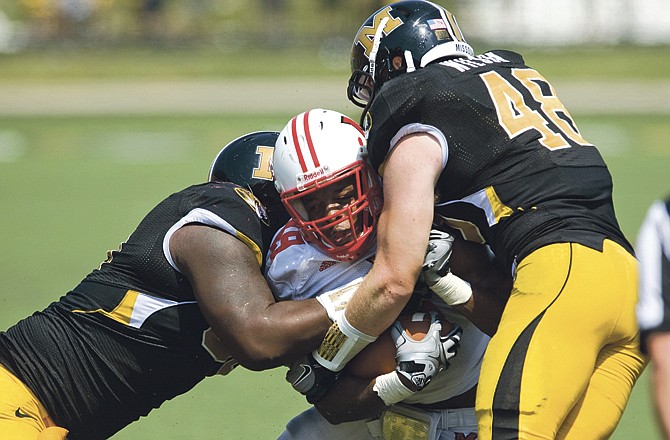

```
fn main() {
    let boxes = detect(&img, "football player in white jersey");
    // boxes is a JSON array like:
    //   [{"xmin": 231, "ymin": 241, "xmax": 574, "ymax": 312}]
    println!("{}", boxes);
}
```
[{"xmin": 266, "ymin": 109, "xmax": 509, "ymax": 440}]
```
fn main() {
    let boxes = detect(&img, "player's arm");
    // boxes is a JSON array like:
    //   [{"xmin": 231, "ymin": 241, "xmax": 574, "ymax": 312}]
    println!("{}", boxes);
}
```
[
  {"xmin": 316, "ymin": 311, "xmax": 461, "ymax": 423},
  {"xmin": 170, "ymin": 224, "xmax": 331, "ymax": 371},
  {"xmin": 647, "ymin": 333, "xmax": 670, "ymax": 438},
  {"xmin": 450, "ymin": 238, "xmax": 512, "ymax": 301},
  {"xmin": 423, "ymin": 231, "xmax": 510, "ymax": 336},
  {"xmin": 448, "ymin": 238, "xmax": 510, "ymax": 336},
  {"xmin": 315, "ymin": 375, "xmax": 384, "ymax": 424},
  {"xmin": 345, "ymin": 133, "xmax": 443, "ymax": 337}
]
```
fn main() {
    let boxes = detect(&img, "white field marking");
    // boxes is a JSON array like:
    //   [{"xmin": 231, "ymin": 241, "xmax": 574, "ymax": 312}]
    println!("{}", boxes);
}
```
[
  {"xmin": 95, "ymin": 131, "xmax": 193, "ymax": 163},
  {"xmin": 0, "ymin": 131, "xmax": 25, "ymax": 162}
]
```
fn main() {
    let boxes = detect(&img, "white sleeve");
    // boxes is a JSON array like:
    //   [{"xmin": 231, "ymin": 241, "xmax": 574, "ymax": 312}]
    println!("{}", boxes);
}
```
[
  {"xmin": 265, "ymin": 241, "xmax": 314, "ymax": 301},
  {"xmin": 163, "ymin": 208, "xmax": 251, "ymax": 273},
  {"xmin": 389, "ymin": 123, "xmax": 449, "ymax": 170}
]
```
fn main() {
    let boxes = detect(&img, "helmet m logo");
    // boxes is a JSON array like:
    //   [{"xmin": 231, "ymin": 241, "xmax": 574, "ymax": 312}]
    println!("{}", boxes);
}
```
[
  {"xmin": 253, "ymin": 145, "xmax": 274, "ymax": 181},
  {"xmin": 355, "ymin": 6, "xmax": 403, "ymax": 58}
]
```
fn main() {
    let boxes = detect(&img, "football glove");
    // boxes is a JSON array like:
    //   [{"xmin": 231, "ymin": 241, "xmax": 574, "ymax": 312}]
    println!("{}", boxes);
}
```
[
  {"xmin": 422, "ymin": 230, "xmax": 472, "ymax": 306},
  {"xmin": 286, "ymin": 353, "xmax": 339, "ymax": 404},
  {"xmin": 392, "ymin": 311, "xmax": 462, "ymax": 392},
  {"xmin": 422, "ymin": 229, "xmax": 454, "ymax": 284}
]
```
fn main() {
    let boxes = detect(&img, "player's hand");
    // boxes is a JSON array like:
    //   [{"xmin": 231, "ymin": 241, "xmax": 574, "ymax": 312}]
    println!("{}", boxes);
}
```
[
  {"xmin": 285, "ymin": 353, "xmax": 339, "ymax": 404},
  {"xmin": 392, "ymin": 311, "xmax": 462, "ymax": 392},
  {"xmin": 422, "ymin": 229, "xmax": 454, "ymax": 285},
  {"xmin": 422, "ymin": 230, "xmax": 473, "ymax": 306}
]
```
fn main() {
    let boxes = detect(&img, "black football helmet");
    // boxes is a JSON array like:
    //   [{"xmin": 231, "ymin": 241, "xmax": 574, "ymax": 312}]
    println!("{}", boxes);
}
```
[
  {"xmin": 209, "ymin": 131, "xmax": 290, "ymax": 236},
  {"xmin": 347, "ymin": 0, "xmax": 473, "ymax": 109}
]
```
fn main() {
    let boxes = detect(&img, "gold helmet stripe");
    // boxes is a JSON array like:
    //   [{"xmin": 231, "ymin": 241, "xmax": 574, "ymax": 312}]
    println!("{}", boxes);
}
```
[{"xmin": 441, "ymin": 9, "xmax": 466, "ymax": 43}]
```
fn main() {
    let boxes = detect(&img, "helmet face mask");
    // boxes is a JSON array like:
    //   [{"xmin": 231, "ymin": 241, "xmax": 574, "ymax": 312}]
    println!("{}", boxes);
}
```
[
  {"xmin": 282, "ymin": 161, "xmax": 379, "ymax": 261},
  {"xmin": 347, "ymin": 0, "xmax": 473, "ymax": 109},
  {"xmin": 274, "ymin": 109, "xmax": 383, "ymax": 261},
  {"xmin": 347, "ymin": 68, "xmax": 374, "ymax": 108}
]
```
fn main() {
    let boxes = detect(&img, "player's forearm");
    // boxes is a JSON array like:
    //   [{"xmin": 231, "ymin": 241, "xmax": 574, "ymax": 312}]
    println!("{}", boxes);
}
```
[
  {"xmin": 653, "ymin": 363, "xmax": 670, "ymax": 438},
  {"xmin": 344, "ymin": 199, "xmax": 430, "ymax": 335},
  {"xmin": 315, "ymin": 375, "xmax": 386, "ymax": 424},
  {"xmin": 649, "ymin": 335, "xmax": 670, "ymax": 438},
  {"xmin": 452, "ymin": 283, "xmax": 506, "ymax": 336},
  {"xmin": 239, "ymin": 299, "xmax": 332, "ymax": 370},
  {"xmin": 450, "ymin": 239, "xmax": 513, "ymax": 300},
  {"xmin": 344, "ymin": 264, "xmax": 417, "ymax": 336}
]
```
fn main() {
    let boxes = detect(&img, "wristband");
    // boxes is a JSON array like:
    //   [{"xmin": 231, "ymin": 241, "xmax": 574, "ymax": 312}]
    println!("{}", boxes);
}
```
[
  {"xmin": 373, "ymin": 371, "xmax": 415, "ymax": 406},
  {"xmin": 313, "ymin": 312, "xmax": 377, "ymax": 372},
  {"xmin": 429, "ymin": 272, "xmax": 473, "ymax": 306},
  {"xmin": 315, "ymin": 277, "xmax": 363, "ymax": 322}
]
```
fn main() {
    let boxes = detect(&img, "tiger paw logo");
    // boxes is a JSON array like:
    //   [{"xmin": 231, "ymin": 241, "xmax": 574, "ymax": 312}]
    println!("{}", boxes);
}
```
[
  {"xmin": 362, "ymin": 111, "xmax": 372, "ymax": 135},
  {"xmin": 234, "ymin": 187, "xmax": 270, "ymax": 226}
]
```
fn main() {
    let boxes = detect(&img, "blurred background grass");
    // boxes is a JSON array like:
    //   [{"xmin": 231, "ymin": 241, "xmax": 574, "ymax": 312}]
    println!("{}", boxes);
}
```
[{"xmin": 1, "ymin": 0, "xmax": 670, "ymax": 438}]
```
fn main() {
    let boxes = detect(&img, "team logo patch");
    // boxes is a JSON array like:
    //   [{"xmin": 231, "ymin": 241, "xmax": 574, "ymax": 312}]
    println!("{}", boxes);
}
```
[
  {"xmin": 355, "ymin": 5, "xmax": 403, "ymax": 59},
  {"xmin": 15, "ymin": 408, "xmax": 36, "ymax": 420},
  {"xmin": 362, "ymin": 112, "xmax": 372, "ymax": 135},
  {"xmin": 234, "ymin": 187, "xmax": 270, "ymax": 226},
  {"xmin": 435, "ymin": 29, "xmax": 449, "ymax": 41}
]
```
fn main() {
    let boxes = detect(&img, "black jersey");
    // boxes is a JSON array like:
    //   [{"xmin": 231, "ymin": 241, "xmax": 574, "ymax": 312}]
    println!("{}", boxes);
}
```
[
  {"xmin": 366, "ymin": 50, "xmax": 633, "ymax": 270},
  {"xmin": 0, "ymin": 182, "xmax": 266, "ymax": 439}
]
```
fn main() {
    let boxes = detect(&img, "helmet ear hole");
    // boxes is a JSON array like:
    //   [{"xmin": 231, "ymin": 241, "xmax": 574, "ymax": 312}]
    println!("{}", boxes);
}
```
[{"xmin": 391, "ymin": 54, "xmax": 404, "ymax": 72}]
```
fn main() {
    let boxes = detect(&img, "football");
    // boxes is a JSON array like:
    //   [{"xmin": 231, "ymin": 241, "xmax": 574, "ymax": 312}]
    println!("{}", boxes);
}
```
[{"xmin": 346, "ymin": 313, "xmax": 454, "ymax": 379}]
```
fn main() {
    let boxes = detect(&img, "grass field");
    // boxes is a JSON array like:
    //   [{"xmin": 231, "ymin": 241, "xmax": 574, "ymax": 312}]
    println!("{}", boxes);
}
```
[
  {"xmin": 1, "ymin": 111, "xmax": 668, "ymax": 438},
  {"xmin": 0, "ymin": 45, "xmax": 669, "ymax": 81},
  {"xmin": 1, "ymin": 46, "xmax": 669, "ymax": 438}
]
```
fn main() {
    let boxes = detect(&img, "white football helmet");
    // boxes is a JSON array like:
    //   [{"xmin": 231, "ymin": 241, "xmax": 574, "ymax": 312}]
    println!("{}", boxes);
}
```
[{"xmin": 273, "ymin": 109, "xmax": 382, "ymax": 261}]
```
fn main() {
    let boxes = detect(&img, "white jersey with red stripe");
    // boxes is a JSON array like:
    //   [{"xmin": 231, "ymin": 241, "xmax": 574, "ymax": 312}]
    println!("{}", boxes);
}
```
[{"xmin": 265, "ymin": 220, "xmax": 490, "ymax": 405}]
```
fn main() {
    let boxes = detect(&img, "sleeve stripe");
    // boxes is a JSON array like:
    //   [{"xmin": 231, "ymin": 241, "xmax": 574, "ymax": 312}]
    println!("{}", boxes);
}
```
[{"xmin": 163, "ymin": 208, "xmax": 263, "ymax": 272}]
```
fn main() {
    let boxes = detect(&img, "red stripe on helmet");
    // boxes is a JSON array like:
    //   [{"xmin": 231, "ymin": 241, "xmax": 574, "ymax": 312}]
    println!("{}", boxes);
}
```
[
  {"xmin": 303, "ymin": 110, "xmax": 320, "ymax": 168},
  {"xmin": 341, "ymin": 115, "xmax": 365, "ymax": 136},
  {"xmin": 290, "ymin": 116, "xmax": 308, "ymax": 172}
]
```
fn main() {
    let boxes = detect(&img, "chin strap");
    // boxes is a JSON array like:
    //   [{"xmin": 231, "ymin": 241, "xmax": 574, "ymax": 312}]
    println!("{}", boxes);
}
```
[{"xmin": 404, "ymin": 50, "xmax": 416, "ymax": 73}]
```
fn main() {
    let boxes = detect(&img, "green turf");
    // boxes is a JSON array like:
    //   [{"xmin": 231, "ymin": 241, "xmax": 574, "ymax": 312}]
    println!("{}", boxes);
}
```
[
  {"xmin": 1, "ymin": 112, "xmax": 669, "ymax": 438},
  {"xmin": 0, "ymin": 45, "xmax": 669, "ymax": 81}
]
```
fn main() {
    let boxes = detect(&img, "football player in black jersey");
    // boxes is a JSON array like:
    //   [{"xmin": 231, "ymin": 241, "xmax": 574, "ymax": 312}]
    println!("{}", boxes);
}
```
[
  {"xmin": 0, "ymin": 132, "xmax": 333, "ymax": 440},
  {"xmin": 310, "ymin": 1, "xmax": 647, "ymax": 439}
]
